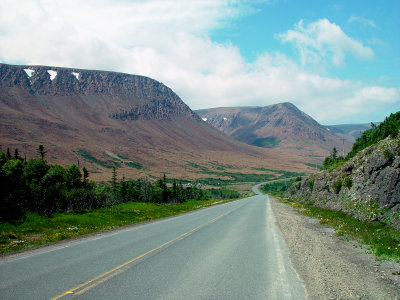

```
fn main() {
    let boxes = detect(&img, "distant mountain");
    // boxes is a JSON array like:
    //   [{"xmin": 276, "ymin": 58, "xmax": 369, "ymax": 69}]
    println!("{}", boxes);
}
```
[
  {"xmin": 325, "ymin": 123, "xmax": 372, "ymax": 141},
  {"xmin": 196, "ymin": 103, "xmax": 353, "ymax": 165},
  {"xmin": 0, "ymin": 63, "xmax": 311, "ymax": 181}
]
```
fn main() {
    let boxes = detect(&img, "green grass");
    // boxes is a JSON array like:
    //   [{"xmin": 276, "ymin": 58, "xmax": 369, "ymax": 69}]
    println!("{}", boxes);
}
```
[
  {"xmin": 305, "ymin": 163, "xmax": 323, "ymax": 169},
  {"xmin": 77, "ymin": 148, "xmax": 114, "ymax": 169},
  {"xmin": 282, "ymin": 198, "xmax": 400, "ymax": 262},
  {"xmin": 260, "ymin": 178, "xmax": 298, "ymax": 197},
  {"xmin": 0, "ymin": 198, "xmax": 238, "ymax": 254},
  {"xmin": 182, "ymin": 162, "xmax": 304, "ymax": 185},
  {"xmin": 126, "ymin": 161, "xmax": 143, "ymax": 169},
  {"xmin": 252, "ymin": 136, "xmax": 281, "ymax": 148}
]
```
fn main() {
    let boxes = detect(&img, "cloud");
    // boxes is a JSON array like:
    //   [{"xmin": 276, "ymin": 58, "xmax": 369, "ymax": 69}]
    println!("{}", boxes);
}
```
[
  {"xmin": 278, "ymin": 18, "xmax": 374, "ymax": 67},
  {"xmin": 348, "ymin": 16, "xmax": 376, "ymax": 28},
  {"xmin": 0, "ymin": 1, "xmax": 398, "ymax": 124}
]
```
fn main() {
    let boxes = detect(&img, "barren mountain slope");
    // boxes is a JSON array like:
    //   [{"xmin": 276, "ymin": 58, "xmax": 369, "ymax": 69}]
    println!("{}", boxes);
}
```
[
  {"xmin": 0, "ymin": 64, "xmax": 309, "ymax": 181},
  {"xmin": 196, "ymin": 103, "xmax": 353, "ymax": 167}
]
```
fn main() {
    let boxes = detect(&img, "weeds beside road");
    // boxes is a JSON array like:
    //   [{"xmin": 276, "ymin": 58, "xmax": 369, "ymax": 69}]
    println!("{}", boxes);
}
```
[{"xmin": 0, "ymin": 198, "xmax": 237, "ymax": 255}]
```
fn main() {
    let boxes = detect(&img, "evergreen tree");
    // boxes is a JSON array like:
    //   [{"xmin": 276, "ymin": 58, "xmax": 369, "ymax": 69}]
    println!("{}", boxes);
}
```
[
  {"xmin": 37, "ymin": 145, "xmax": 48, "ymax": 160},
  {"xmin": 6, "ymin": 148, "xmax": 11, "ymax": 160},
  {"xmin": 82, "ymin": 167, "xmax": 89, "ymax": 185},
  {"xmin": 111, "ymin": 167, "xmax": 117, "ymax": 192},
  {"xmin": 330, "ymin": 147, "xmax": 338, "ymax": 160},
  {"xmin": 13, "ymin": 148, "xmax": 21, "ymax": 160}
]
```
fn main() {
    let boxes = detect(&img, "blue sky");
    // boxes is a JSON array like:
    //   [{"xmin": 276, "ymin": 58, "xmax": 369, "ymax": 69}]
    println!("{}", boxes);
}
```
[
  {"xmin": 211, "ymin": 0, "xmax": 400, "ymax": 86},
  {"xmin": 0, "ymin": 0, "xmax": 399, "ymax": 124}
]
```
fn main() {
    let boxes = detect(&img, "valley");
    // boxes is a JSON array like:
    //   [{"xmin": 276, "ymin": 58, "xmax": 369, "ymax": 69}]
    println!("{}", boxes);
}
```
[{"xmin": 0, "ymin": 63, "xmax": 312, "ymax": 183}]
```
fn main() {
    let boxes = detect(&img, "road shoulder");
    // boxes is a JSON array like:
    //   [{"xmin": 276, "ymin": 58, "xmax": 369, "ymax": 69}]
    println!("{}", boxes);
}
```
[{"xmin": 269, "ymin": 195, "xmax": 400, "ymax": 299}]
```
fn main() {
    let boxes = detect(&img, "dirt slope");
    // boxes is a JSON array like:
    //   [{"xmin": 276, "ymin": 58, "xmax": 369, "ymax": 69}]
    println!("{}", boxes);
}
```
[{"xmin": 0, "ymin": 63, "xmax": 310, "ymax": 181}]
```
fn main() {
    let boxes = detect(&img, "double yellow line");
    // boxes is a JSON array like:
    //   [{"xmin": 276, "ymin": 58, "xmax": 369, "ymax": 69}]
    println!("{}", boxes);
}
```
[{"xmin": 50, "ymin": 206, "xmax": 240, "ymax": 299}]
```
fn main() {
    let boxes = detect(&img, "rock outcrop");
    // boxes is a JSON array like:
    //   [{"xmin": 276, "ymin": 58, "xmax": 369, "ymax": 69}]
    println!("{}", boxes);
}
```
[
  {"xmin": 0, "ymin": 63, "xmax": 200, "ymax": 121},
  {"xmin": 286, "ymin": 137, "xmax": 400, "ymax": 229}
]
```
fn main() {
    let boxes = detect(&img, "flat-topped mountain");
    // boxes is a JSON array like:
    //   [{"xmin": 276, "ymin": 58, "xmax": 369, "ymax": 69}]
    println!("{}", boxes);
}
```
[
  {"xmin": 0, "ymin": 63, "xmax": 200, "ymax": 121},
  {"xmin": 0, "ymin": 63, "xmax": 310, "ymax": 181}
]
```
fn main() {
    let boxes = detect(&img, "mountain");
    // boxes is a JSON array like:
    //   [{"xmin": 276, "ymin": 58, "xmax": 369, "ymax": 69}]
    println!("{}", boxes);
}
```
[
  {"xmin": 0, "ymin": 63, "xmax": 310, "ymax": 181},
  {"xmin": 325, "ymin": 123, "xmax": 372, "ymax": 141},
  {"xmin": 196, "ymin": 103, "xmax": 353, "ymax": 166}
]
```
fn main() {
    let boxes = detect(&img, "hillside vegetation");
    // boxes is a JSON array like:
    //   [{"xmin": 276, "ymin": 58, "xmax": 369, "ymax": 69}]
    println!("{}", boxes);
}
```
[
  {"xmin": 0, "ymin": 146, "xmax": 241, "ymax": 224},
  {"xmin": 287, "ymin": 111, "xmax": 400, "ymax": 228},
  {"xmin": 279, "ymin": 111, "xmax": 400, "ymax": 260},
  {"xmin": 323, "ymin": 111, "xmax": 400, "ymax": 169}
]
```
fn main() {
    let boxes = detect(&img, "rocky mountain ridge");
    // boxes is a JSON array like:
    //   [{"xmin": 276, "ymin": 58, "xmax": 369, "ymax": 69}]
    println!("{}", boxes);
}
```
[
  {"xmin": 0, "ymin": 63, "xmax": 200, "ymax": 121},
  {"xmin": 286, "ymin": 137, "xmax": 400, "ymax": 230},
  {"xmin": 1, "ymin": 63, "xmax": 309, "ymax": 181}
]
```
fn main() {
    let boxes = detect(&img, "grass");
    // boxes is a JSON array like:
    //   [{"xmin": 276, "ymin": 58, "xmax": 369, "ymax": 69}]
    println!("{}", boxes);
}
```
[
  {"xmin": 0, "ymin": 198, "xmax": 238, "ymax": 255},
  {"xmin": 281, "ymin": 198, "xmax": 400, "ymax": 262},
  {"xmin": 183, "ymin": 162, "xmax": 304, "ymax": 186},
  {"xmin": 125, "ymin": 161, "xmax": 143, "ymax": 169},
  {"xmin": 251, "ymin": 136, "xmax": 281, "ymax": 148},
  {"xmin": 260, "ymin": 180, "xmax": 400, "ymax": 262},
  {"xmin": 260, "ymin": 178, "xmax": 299, "ymax": 197},
  {"xmin": 78, "ymin": 148, "xmax": 115, "ymax": 169},
  {"xmin": 305, "ymin": 163, "xmax": 323, "ymax": 169}
]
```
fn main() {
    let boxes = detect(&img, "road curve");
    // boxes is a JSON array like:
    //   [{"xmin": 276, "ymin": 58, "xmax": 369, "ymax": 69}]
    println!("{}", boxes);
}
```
[{"xmin": 0, "ymin": 185, "xmax": 306, "ymax": 299}]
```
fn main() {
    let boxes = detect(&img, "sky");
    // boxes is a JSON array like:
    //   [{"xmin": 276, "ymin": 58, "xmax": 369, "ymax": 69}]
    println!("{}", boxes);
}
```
[{"xmin": 0, "ymin": 0, "xmax": 399, "ymax": 125}]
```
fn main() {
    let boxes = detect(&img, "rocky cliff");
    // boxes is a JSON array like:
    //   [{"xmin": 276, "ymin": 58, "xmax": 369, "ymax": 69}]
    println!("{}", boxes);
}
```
[
  {"xmin": 0, "ymin": 63, "xmax": 200, "ymax": 121},
  {"xmin": 286, "ymin": 137, "xmax": 400, "ymax": 230}
]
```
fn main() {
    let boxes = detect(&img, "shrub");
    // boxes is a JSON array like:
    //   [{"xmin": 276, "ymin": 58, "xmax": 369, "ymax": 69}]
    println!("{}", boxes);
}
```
[
  {"xmin": 384, "ymin": 150, "xmax": 395, "ymax": 160},
  {"xmin": 333, "ymin": 180, "xmax": 342, "ymax": 194},
  {"xmin": 308, "ymin": 179, "xmax": 315, "ymax": 191},
  {"xmin": 343, "ymin": 177, "xmax": 352, "ymax": 189}
]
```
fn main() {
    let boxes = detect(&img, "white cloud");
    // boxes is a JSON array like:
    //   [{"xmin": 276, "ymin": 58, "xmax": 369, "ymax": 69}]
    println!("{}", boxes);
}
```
[
  {"xmin": 0, "ymin": 1, "xmax": 398, "ymax": 124},
  {"xmin": 279, "ymin": 18, "xmax": 374, "ymax": 67},
  {"xmin": 348, "ymin": 16, "xmax": 376, "ymax": 28}
]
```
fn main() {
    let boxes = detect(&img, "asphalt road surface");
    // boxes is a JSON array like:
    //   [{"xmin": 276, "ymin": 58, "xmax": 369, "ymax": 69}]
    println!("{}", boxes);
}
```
[{"xmin": 0, "ymin": 184, "xmax": 306, "ymax": 299}]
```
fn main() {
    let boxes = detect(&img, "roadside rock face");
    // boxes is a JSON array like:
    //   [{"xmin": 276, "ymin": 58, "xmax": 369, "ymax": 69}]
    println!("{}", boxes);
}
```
[
  {"xmin": 286, "ymin": 138, "xmax": 400, "ymax": 230},
  {"xmin": 0, "ymin": 63, "xmax": 200, "ymax": 121}
]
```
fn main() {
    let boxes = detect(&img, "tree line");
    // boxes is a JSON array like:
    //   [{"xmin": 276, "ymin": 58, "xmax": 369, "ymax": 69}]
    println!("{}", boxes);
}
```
[
  {"xmin": 323, "ymin": 111, "xmax": 400, "ymax": 169},
  {"xmin": 0, "ymin": 145, "xmax": 239, "ymax": 223}
]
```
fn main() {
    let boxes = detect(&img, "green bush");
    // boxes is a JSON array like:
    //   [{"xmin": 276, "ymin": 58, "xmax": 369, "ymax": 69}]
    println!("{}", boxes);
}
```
[
  {"xmin": 348, "ymin": 111, "xmax": 400, "ymax": 159},
  {"xmin": 0, "ymin": 148, "xmax": 242, "ymax": 222},
  {"xmin": 308, "ymin": 179, "xmax": 315, "ymax": 191},
  {"xmin": 333, "ymin": 180, "xmax": 342, "ymax": 194},
  {"xmin": 343, "ymin": 177, "xmax": 352, "ymax": 189}
]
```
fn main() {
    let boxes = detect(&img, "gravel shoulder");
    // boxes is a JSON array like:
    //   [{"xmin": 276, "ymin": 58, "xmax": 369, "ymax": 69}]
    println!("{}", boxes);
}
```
[{"xmin": 269, "ymin": 195, "xmax": 400, "ymax": 300}]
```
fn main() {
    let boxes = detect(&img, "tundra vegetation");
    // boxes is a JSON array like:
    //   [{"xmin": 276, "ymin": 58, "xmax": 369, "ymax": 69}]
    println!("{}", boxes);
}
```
[{"xmin": 0, "ymin": 145, "xmax": 241, "ymax": 253}]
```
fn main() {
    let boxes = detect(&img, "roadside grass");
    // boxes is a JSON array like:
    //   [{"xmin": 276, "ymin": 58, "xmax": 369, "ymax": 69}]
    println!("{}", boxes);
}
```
[
  {"xmin": 0, "ymin": 198, "xmax": 236, "ymax": 255},
  {"xmin": 260, "ymin": 177, "xmax": 301, "ymax": 197},
  {"xmin": 279, "ymin": 198, "xmax": 400, "ymax": 262},
  {"xmin": 259, "ymin": 181, "xmax": 400, "ymax": 262}
]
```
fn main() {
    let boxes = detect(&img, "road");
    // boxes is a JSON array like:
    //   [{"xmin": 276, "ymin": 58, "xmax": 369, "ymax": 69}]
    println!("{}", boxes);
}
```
[{"xmin": 0, "ymin": 184, "xmax": 306, "ymax": 299}]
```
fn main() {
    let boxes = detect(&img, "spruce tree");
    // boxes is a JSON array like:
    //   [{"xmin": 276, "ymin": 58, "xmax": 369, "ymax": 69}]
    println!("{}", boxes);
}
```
[
  {"xmin": 111, "ymin": 167, "xmax": 117, "ymax": 192},
  {"xmin": 37, "ymin": 145, "xmax": 48, "ymax": 160}
]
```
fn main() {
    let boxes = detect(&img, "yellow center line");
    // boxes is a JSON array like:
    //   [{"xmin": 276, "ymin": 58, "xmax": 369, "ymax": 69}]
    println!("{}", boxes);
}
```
[{"xmin": 50, "ymin": 204, "xmax": 244, "ymax": 299}]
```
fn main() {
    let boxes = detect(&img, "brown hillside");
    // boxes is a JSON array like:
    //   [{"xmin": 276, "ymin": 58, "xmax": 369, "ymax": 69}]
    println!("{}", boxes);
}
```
[
  {"xmin": 0, "ymin": 63, "xmax": 310, "ymax": 182},
  {"xmin": 196, "ymin": 103, "xmax": 353, "ymax": 167}
]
